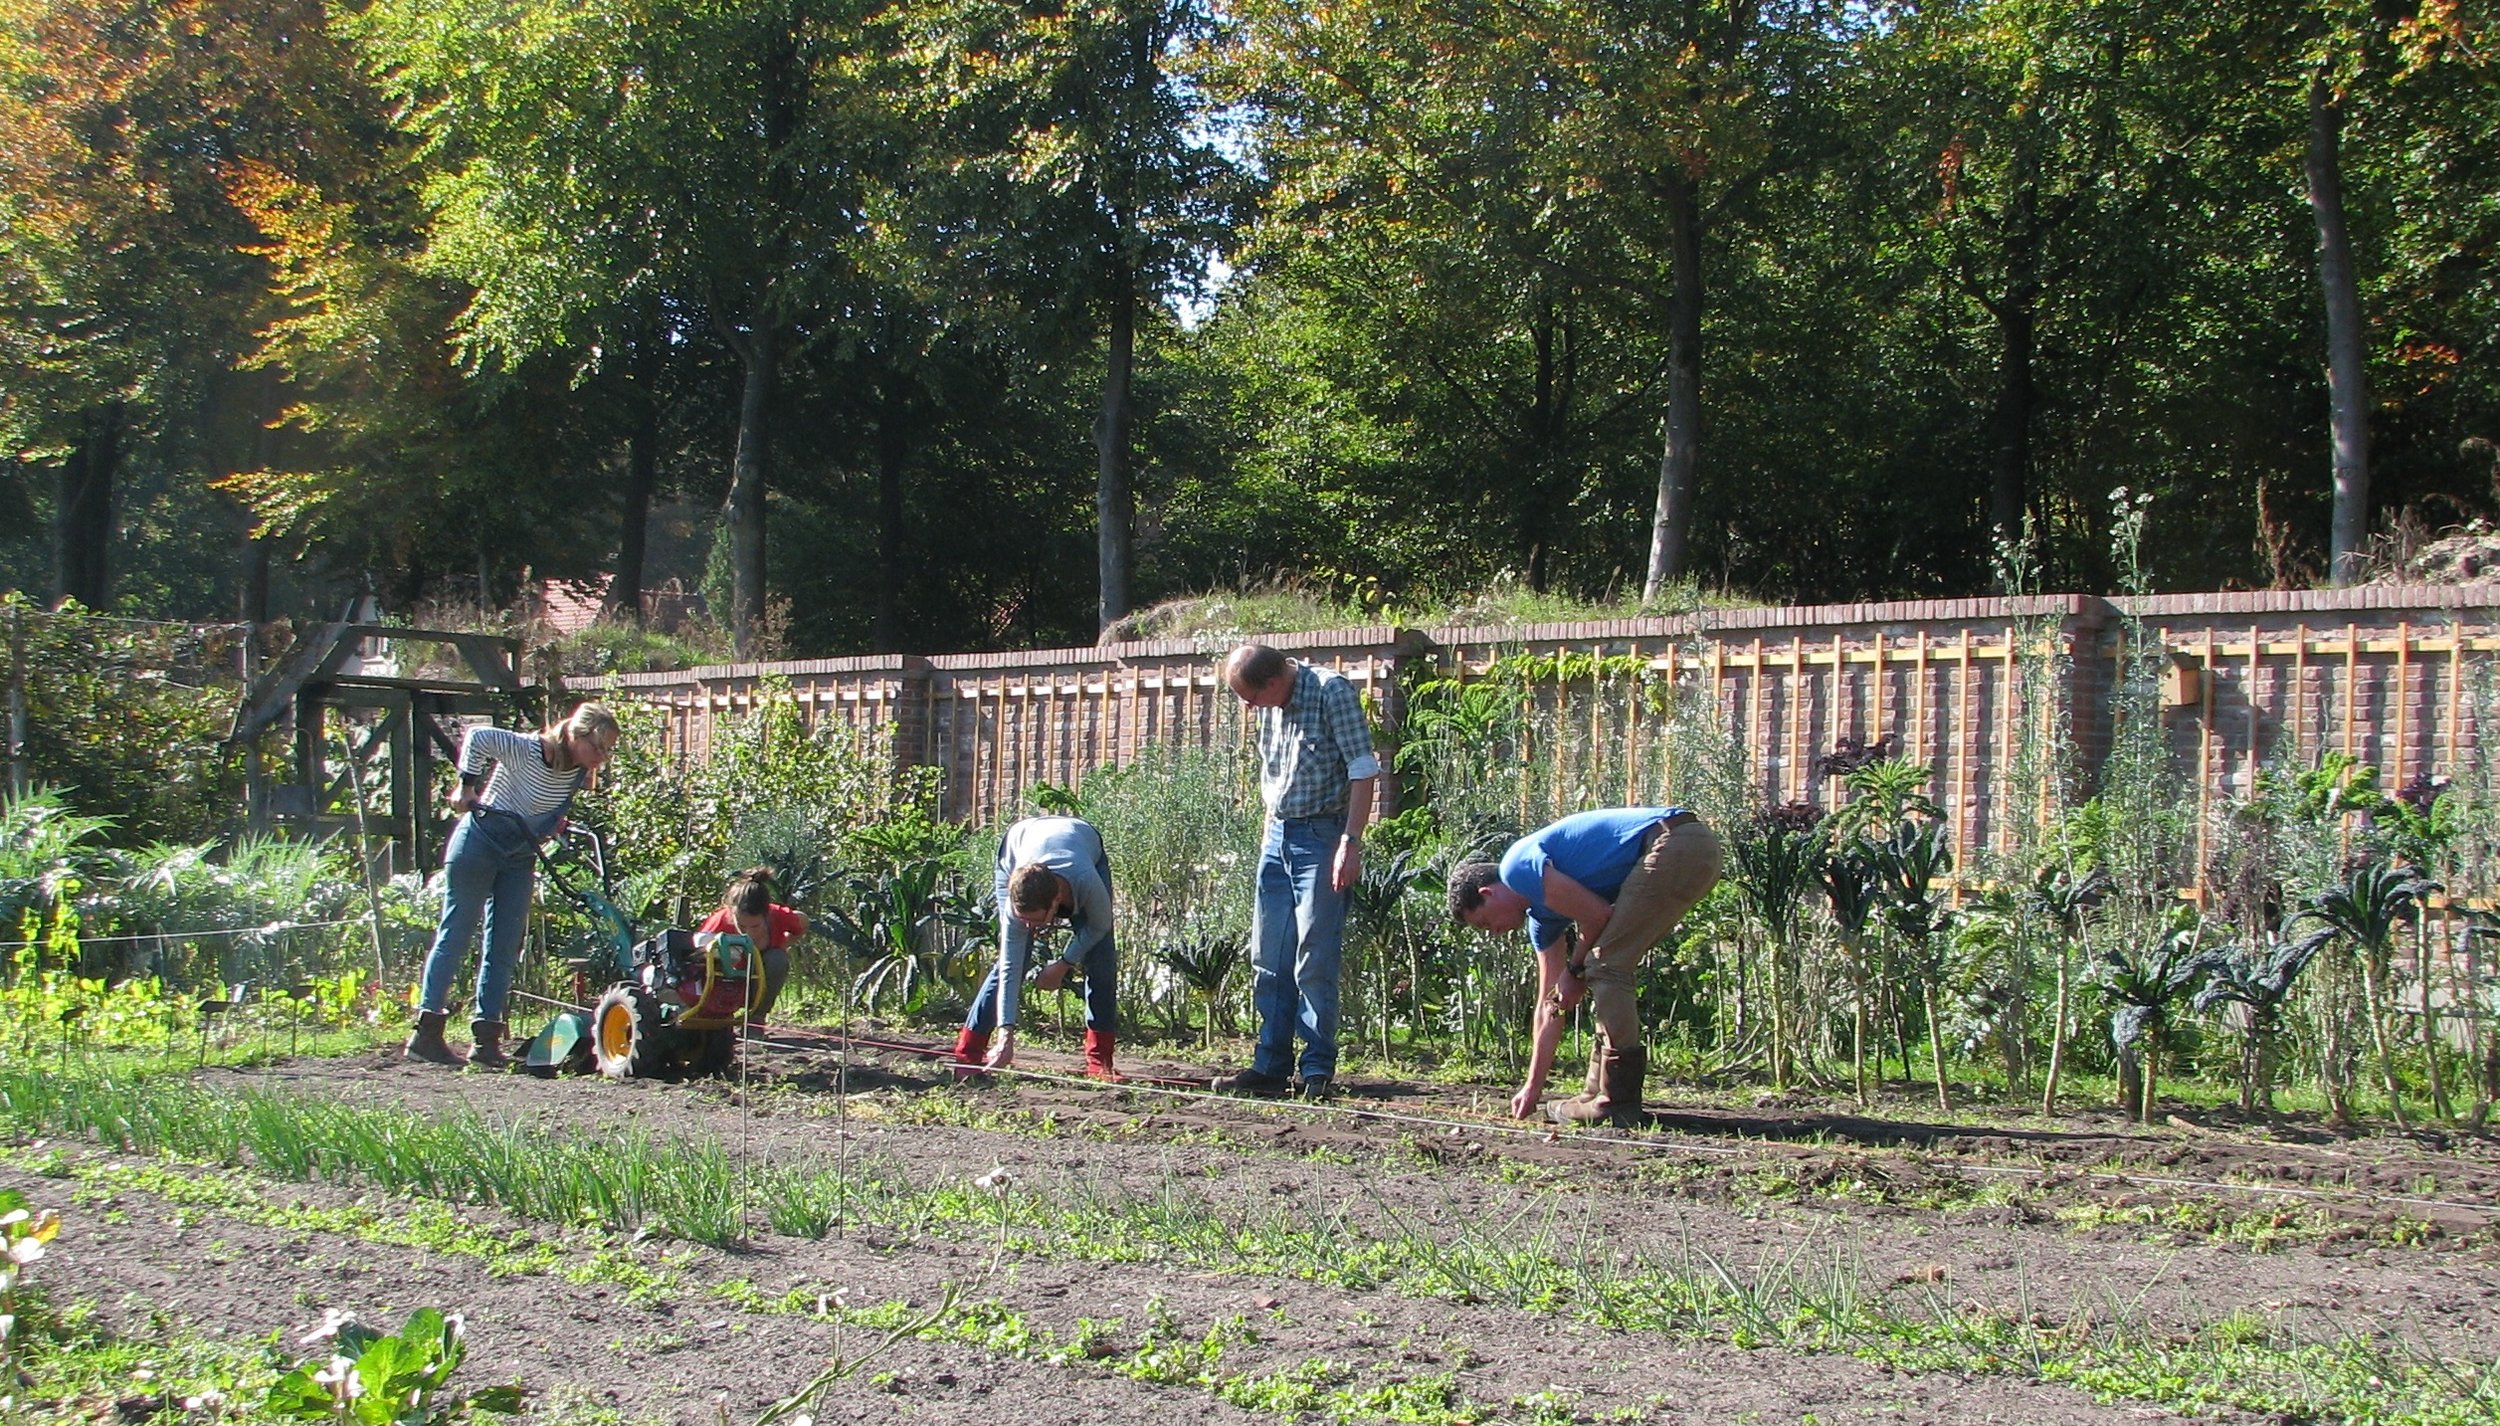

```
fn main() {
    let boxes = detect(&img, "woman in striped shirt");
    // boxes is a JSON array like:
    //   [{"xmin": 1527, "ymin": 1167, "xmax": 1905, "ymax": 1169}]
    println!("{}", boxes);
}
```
[{"xmin": 406, "ymin": 702, "xmax": 621, "ymax": 1067}]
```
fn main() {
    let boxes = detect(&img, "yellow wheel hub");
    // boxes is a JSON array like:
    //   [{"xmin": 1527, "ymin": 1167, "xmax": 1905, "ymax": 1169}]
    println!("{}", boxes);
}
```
[{"xmin": 599, "ymin": 1001, "xmax": 636, "ymax": 1059}]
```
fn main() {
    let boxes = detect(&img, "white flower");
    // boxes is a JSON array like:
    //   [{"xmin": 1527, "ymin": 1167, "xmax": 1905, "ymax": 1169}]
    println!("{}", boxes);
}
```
[
  {"xmin": 312, "ymin": 1354, "xmax": 364, "ymax": 1399},
  {"xmin": 297, "ymin": 1308, "xmax": 357, "ymax": 1345},
  {"xmin": 974, "ymin": 1165, "xmax": 1013, "ymax": 1194}
]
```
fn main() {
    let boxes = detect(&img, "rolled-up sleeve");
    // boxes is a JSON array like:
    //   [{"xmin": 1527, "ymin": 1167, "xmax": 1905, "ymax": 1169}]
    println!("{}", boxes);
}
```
[{"xmin": 1320, "ymin": 678, "xmax": 1381, "ymax": 781}]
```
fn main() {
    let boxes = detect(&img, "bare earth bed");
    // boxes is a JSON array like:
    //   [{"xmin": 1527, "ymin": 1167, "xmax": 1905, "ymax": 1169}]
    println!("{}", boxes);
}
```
[{"xmin": 11, "ymin": 1026, "xmax": 2498, "ymax": 1424}]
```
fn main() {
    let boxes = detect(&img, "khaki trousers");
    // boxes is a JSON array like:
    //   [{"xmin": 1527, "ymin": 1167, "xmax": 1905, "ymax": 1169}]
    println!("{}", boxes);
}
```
[{"xmin": 1567, "ymin": 816, "xmax": 1724, "ymax": 1085}]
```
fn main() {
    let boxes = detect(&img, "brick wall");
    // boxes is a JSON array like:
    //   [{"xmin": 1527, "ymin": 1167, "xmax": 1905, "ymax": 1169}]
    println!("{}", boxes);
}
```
[{"xmin": 585, "ymin": 587, "xmax": 2500, "ymax": 879}]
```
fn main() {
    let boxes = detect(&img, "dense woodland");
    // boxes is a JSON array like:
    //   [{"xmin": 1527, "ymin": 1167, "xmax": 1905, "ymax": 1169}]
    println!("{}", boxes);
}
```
[{"xmin": 2, "ymin": 0, "xmax": 2495, "ymax": 653}]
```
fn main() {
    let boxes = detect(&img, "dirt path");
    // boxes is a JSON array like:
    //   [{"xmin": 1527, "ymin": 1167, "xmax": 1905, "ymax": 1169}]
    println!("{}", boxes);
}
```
[{"xmin": 12, "ymin": 1031, "xmax": 2499, "ymax": 1424}]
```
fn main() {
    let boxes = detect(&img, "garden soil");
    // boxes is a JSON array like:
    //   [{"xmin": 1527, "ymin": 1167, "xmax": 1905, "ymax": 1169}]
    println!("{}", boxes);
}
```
[{"xmin": 13, "ymin": 1026, "xmax": 2499, "ymax": 1424}]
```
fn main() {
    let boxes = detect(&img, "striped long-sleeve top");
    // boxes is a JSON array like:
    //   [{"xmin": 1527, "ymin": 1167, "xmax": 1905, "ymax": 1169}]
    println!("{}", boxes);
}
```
[{"xmin": 460, "ymin": 725, "xmax": 587, "ymax": 821}]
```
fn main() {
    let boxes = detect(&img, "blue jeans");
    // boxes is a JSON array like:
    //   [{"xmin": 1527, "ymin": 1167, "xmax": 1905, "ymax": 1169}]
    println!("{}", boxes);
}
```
[
  {"xmin": 966, "ymin": 845, "xmax": 1118, "ymax": 1035},
  {"xmin": 417, "ymin": 810, "xmax": 539, "ymax": 1021},
  {"xmin": 964, "ymin": 933, "xmax": 1118, "ymax": 1035},
  {"xmin": 1249, "ymin": 814, "xmax": 1347, "ymax": 1080}
]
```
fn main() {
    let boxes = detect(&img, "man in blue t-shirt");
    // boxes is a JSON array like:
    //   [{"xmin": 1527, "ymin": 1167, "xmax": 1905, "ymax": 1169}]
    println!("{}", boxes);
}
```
[{"xmin": 1448, "ymin": 807, "xmax": 1723, "ymax": 1125}]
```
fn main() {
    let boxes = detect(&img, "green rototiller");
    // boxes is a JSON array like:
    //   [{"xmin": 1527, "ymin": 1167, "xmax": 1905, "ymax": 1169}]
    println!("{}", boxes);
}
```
[{"xmin": 519, "ymin": 828, "xmax": 763, "ymax": 1080}]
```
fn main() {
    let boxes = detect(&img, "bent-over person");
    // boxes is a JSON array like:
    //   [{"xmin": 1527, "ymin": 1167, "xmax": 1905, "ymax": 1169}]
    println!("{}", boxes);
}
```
[
  {"xmin": 954, "ymin": 814, "xmax": 1124, "ymax": 1082},
  {"xmin": 1449, "ymin": 807, "xmax": 1722, "ymax": 1125}
]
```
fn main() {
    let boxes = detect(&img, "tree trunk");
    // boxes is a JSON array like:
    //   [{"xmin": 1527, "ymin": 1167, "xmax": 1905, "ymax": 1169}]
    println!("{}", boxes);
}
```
[
  {"xmin": 719, "ymin": 17, "xmax": 804, "ymax": 657},
  {"xmin": 2420, "ymin": 913, "xmax": 2451, "ymax": 1121},
  {"xmin": 1643, "ymin": 165, "xmax": 1703, "ymax": 602},
  {"xmin": 54, "ymin": 403, "xmax": 119, "ymax": 609},
  {"xmin": 1987, "ymin": 267, "xmax": 2037, "ymax": 547},
  {"xmin": 2307, "ymin": 70, "xmax": 2371, "ymax": 585},
  {"xmin": 1921, "ymin": 975, "xmax": 1951, "ymax": 1111},
  {"xmin": 724, "ymin": 322, "xmax": 777, "ymax": 657},
  {"xmin": 2115, "ymin": 1040, "xmax": 2143, "ymax": 1118},
  {"xmin": 874, "ymin": 377, "xmax": 908, "ymax": 652},
  {"xmin": 605, "ymin": 329, "xmax": 661, "ymax": 626},
  {"xmin": 1095, "ymin": 261, "xmax": 1136, "ymax": 636},
  {"xmin": 2357, "ymin": 948, "xmax": 2408, "ymax": 1129},
  {"xmin": 2041, "ymin": 941, "xmax": 2071, "ymax": 1114}
]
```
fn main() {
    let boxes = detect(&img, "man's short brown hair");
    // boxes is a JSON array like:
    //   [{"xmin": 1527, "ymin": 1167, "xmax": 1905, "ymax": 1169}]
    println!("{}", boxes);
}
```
[
  {"xmin": 1006, "ymin": 863, "xmax": 1062, "ymax": 916},
  {"xmin": 1447, "ymin": 862, "xmax": 1502, "ymax": 922},
  {"xmin": 1225, "ymin": 643, "xmax": 1289, "ymax": 692}
]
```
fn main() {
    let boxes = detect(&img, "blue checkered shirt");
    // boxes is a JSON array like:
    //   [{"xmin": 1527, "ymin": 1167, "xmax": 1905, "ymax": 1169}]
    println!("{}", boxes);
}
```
[{"xmin": 1255, "ymin": 662, "xmax": 1382, "ymax": 818}]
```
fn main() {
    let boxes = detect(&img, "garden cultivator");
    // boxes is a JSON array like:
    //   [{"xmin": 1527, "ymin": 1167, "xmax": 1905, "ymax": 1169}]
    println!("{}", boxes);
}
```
[{"xmin": 518, "ymin": 829, "xmax": 764, "ymax": 1081}]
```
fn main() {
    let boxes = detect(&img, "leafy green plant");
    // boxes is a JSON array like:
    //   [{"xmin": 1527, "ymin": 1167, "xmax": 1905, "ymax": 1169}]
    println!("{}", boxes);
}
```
[
  {"xmin": 0, "ymin": 787, "xmax": 113, "ymax": 942},
  {"xmin": 264, "ymin": 1308, "xmax": 522, "ymax": 1423},
  {"xmin": 1728, "ymin": 805, "xmax": 1822, "ymax": 1090},
  {"xmin": 2098, "ymin": 908, "xmax": 2212, "ymax": 1122},
  {"xmin": 819, "ymin": 855, "xmax": 983, "ymax": 1017},
  {"xmin": 2193, "ymin": 926, "xmax": 2333, "ymax": 1118},
  {"xmin": 2299, "ymin": 860, "xmax": 2441, "ymax": 1129},
  {"xmin": 1818, "ymin": 842, "xmax": 1882, "ymax": 1104},
  {"xmin": 2026, "ymin": 864, "xmax": 2109, "ymax": 1114},
  {"xmin": 1871, "ymin": 816, "xmax": 1956, "ymax": 1110},
  {"xmin": 0, "ymin": 1188, "xmax": 64, "ymax": 1381},
  {"xmin": 1153, "ymin": 934, "xmax": 1246, "ymax": 1047}
]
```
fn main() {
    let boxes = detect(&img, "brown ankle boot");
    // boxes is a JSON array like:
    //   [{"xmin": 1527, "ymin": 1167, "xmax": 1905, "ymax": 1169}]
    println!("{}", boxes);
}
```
[
  {"xmin": 466, "ymin": 1019, "xmax": 511, "ymax": 1069},
  {"xmin": 403, "ymin": 1010, "xmax": 459, "ymax": 1065},
  {"xmin": 951, "ymin": 1027, "xmax": 990, "ymax": 1080},
  {"xmin": 1083, "ymin": 1028, "xmax": 1125, "ymax": 1083}
]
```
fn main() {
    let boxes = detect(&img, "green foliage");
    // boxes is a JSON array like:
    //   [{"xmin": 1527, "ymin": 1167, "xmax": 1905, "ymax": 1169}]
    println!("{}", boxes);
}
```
[
  {"xmin": 0, "ymin": 786, "xmax": 113, "ymax": 934},
  {"xmin": 817, "ymin": 848, "xmax": 984, "ymax": 1018},
  {"xmin": 584, "ymin": 681, "xmax": 911, "ymax": 925},
  {"xmin": 1, "ymin": 600, "xmax": 245, "ymax": 845},
  {"xmin": 265, "ymin": 1308, "xmax": 522, "ymax": 1424},
  {"xmin": 0, "ymin": 1187, "xmax": 64, "ymax": 1380}
]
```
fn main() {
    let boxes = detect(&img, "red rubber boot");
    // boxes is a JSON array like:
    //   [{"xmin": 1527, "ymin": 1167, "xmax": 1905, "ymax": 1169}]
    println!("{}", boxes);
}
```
[
  {"xmin": 1083, "ymin": 1029, "xmax": 1126, "ymax": 1083},
  {"xmin": 952, "ymin": 1027, "xmax": 991, "ymax": 1081}
]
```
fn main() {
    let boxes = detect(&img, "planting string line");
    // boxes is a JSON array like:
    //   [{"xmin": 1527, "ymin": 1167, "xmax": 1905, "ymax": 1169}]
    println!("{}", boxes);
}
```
[
  {"xmin": 0, "ymin": 917, "xmax": 372, "ymax": 950},
  {"xmin": 800, "ymin": 1036, "xmax": 2500, "ymax": 1225}
]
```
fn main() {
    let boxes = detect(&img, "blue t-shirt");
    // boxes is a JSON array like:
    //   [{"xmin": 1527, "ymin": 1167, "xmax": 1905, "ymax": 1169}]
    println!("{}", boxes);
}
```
[{"xmin": 1497, "ymin": 807, "xmax": 1684, "ymax": 948}]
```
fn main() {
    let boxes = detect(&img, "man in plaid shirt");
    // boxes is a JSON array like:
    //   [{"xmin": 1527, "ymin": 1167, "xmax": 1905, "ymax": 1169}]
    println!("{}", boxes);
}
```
[{"xmin": 1212, "ymin": 643, "xmax": 1381, "ymax": 1101}]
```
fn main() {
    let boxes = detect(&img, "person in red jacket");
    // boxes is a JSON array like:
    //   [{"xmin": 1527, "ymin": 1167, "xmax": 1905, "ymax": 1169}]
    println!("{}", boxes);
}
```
[{"xmin": 695, "ymin": 865, "xmax": 810, "ymax": 1031}]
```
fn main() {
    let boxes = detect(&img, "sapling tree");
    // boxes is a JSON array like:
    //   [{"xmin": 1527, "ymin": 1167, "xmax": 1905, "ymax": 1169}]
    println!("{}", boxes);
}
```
[
  {"xmin": 1872, "ymin": 815, "xmax": 1957, "ymax": 1111},
  {"xmin": 2027, "ymin": 864, "xmax": 2109, "ymax": 1113},
  {"xmin": 1819, "ymin": 840, "xmax": 1883, "ymax": 1105},
  {"xmin": 1729, "ymin": 803, "xmax": 1824, "ymax": 1090},
  {"xmin": 2193, "ymin": 924, "xmax": 2333, "ymax": 1118},
  {"xmin": 2099, "ymin": 909, "xmax": 2212, "ymax": 1122},
  {"xmin": 1345, "ymin": 841, "xmax": 1437, "ymax": 1062},
  {"xmin": 2300, "ymin": 859, "xmax": 2440, "ymax": 1129}
]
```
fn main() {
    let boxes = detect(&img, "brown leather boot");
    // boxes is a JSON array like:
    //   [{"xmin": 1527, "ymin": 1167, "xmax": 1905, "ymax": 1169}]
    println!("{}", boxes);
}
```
[
  {"xmin": 1607, "ymin": 1044, "xmax": 1648, "ymax": 1129},
  {"xmin": 403, "ymin": 1010, "xmax": 459, "ymax": 1065},
  {"xmin": 951, "ymin": 1027, "xmax": 990, "ymax": 1080},
  {"xmin": 1550, "ymin": 1036, "xmax": 1609, "ymax": 1120},
  {"xmin": 467, "ymin": 1019, "xmax": 511, "ymax": 1069},
  {"xmin": 1548, "ymin": 1042, "xmax": 1626, "ymax": 1125},
  {"xmin": 1082, "ymin": 1028, "xmax": 1125, "ymax": 1083}
]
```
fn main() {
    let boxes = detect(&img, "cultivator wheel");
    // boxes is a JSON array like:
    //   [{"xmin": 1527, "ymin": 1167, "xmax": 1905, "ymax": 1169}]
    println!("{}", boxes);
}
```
[{"xmin": 592, "ymin": 984, "xmax": 664, "ymax": 1080}]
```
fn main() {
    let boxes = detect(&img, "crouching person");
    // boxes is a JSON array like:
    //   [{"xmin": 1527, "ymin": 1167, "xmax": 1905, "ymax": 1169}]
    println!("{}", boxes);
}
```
[
  {"xmin": 1449, "ymin": 807, "xmax": 1722, "ymax": 1125},
  {"xmin": 697, "ymin": 866, "xmax": 810, "ymax": 1032},
  {"xmin": 954, "ymin": 815, "xmax": 1124, "ymax": 1082}
]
